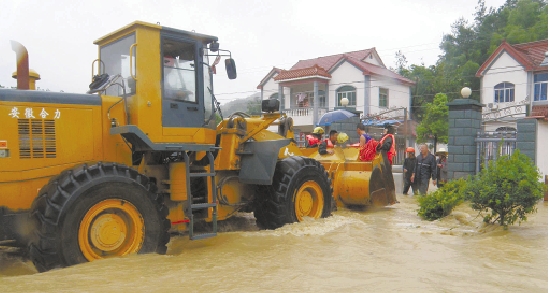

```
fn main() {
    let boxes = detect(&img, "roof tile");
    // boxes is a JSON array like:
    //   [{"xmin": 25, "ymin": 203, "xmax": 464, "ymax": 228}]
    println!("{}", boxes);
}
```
[
  {"xmin": 477, "ymin": 40, "xmax": 548, "ymax": 76},
  {"xmin": 274, "ymin": 64, "xmax": 331, "ymax": 81}
]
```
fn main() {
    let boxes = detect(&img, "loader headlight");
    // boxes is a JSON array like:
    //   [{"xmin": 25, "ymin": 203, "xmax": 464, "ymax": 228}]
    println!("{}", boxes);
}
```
[{"xmin": 262, "ymin": 99, "xmax": 280, "ymax": 113}]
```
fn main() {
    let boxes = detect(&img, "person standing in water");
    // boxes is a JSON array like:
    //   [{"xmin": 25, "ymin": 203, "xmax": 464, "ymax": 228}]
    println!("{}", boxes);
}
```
[
  {"xmin": 412, "ymin": 144, "xmax": 437, "ymax": 195},
  {"xmin": 376, "ymin": 124, "xmax": 397, "ymax": 204},
  {"xmin": 403, "ymin": 147, "xmax": 417, "ymax": 195}
]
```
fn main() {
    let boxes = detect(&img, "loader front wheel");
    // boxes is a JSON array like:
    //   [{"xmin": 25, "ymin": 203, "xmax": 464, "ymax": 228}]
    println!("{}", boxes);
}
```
[
  {"xmin": 29, "ymin": 162, "xmax": 170, "ymax": 272},
  {"xmin": 254, "ymin": 156, "xmax": 332, "ymax": 229}
]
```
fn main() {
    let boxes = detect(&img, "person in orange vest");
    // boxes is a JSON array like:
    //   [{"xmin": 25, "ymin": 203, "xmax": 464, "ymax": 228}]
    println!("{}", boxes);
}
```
[
  {"xmin": 376, "ymin": 124, "xmax": 396, "ymax": 164},
  {"xmin": 306, "ymin": 127, "xmax": 324, "ymax": 148},
  {"xmin": 376, "ymin": 123, "xmax": 397, "ymax": 204},
  {"xmin": 319, "ymin": 130, "xmax": 338, "ymax": 155}
]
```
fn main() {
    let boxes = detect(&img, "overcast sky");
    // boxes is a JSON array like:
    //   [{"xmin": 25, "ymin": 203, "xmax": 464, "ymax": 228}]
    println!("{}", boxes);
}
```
[{"xmin": 0, "ymin": 0, "xmax": 506, "ymax": 104}]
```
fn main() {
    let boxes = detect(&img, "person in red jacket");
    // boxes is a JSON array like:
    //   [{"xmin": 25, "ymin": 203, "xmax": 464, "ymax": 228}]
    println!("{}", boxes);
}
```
[{"xmin": 306, "ymin": 127, "xmax": 324, "ymax": 148}]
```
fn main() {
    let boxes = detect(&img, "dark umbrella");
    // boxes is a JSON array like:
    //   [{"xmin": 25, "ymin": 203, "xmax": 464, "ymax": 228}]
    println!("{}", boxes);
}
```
[{"xmin": 317, "ymin": 110, "xmax": 356, "ymax": 126}]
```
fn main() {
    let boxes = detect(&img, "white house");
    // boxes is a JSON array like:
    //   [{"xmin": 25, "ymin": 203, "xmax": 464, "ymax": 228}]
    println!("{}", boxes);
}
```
[
  {"xmin": 476, "ymin": 39, "xmax": 548, "ymax": 180},
  {"xmin": 257, "ymin": 48, "xmax": 415, "ymax": 140},
  {"xmin": 476, "ymin": 40, "xmax": 548, "ymax": 129}
]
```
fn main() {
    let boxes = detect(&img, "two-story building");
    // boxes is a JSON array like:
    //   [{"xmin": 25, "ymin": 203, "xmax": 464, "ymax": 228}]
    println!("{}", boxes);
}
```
[
  {"xmin": 257, "ymin": 48, "xmax": 415, "ymax": 143},
  {"xmin": 476, "ymin": 40, "xmax": 548, "ymax": 130},
  {"xmin": 476, "ymin": 39, "xmax": 548, "ymax": 179}
]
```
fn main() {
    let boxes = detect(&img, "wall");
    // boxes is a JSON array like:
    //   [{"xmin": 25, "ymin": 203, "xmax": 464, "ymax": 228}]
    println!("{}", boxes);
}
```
[
  {"xmin": 363, "ymin": 54, "xmax": 383, "ymax": 66},
  {"xmin": 262, "ymin": 75, "xmax": 279, "ymax": 100},
  {"xmin": 481, "ymin": 52, "xmax": 528, "ymax": 106},
  {"xmin": 369, "ymin": 76, "xmax": 411, "ymax": 114},
  {"xmin": 329, "ymin": 61, "xmax": 365, "ymax": 110}
]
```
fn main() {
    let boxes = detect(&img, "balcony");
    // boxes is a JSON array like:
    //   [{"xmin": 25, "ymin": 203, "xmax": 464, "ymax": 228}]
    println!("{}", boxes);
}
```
[{"xmin": 281, "ymin": 107, "xmax": 329, "ymax": 126}]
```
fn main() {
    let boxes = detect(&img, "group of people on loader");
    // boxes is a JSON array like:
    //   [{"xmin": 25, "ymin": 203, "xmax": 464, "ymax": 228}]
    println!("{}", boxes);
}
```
[
  {"xmin": 306, "ymin": 122, "xmax": 448, "ymax": 196},
  {"xmin": 305, "ymin": 123, "xmax": 396, "ymax": 163}
]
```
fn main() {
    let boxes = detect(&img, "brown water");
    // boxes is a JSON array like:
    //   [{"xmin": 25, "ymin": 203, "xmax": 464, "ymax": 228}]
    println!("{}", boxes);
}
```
[{"xmin": 0, "ymin": 194, "xmax": 547, "ymax": 293}]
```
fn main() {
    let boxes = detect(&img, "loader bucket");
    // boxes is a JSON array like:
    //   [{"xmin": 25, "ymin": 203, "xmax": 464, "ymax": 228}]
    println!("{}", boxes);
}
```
[{"xmin": 307, "ymin": 145, "xmax": 395, "ymax": 208}]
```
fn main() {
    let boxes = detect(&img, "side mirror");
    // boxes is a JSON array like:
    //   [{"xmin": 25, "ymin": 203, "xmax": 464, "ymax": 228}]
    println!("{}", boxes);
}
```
[
  {"xmin": 225, "ymin": 58, "xmax": 237, "ymax": 80},
  {"xmin": 209, "ymin": 42, "xmax": 219, "ymax": 52}
]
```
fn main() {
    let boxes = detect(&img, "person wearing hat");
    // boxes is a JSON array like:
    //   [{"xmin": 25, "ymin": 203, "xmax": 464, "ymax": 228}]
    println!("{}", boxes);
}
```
[
  {"xmin": 402, "ymin": 147, "xmax": 417, "ymax": 195},
  {"xmin": 306, "ymin": 127, "xmax": 324, "ymax": 148},
  {"xmin": 435, "ymin": 147, "xmax": 448, "ymax": 188}
]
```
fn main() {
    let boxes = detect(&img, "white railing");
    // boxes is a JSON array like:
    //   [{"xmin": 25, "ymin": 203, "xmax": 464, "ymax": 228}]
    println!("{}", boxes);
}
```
[{"xmin": 282, "ymin": 107, "xmax": 329, "ymax": 117}]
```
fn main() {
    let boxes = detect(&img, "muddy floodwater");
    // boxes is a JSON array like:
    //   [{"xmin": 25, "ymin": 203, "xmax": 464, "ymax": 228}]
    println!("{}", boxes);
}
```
[{"xmin": 0, "ymin": 194, "xmax": 547, "ymax": 293}]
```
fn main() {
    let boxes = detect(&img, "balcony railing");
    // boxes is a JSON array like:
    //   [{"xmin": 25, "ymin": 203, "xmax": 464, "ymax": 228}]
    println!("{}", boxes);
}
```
[{"xmin": 282, "ymin": 107, "xmax": 329, "ymax": 117}]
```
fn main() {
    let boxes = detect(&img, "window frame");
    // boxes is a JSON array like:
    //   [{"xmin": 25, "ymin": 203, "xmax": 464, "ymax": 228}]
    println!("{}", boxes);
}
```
[
  {"xmin": 336, "ymin": 86, "xmax": 357, "ymax": 106},
  {"xmin": 534, "ymin": 73, "xmax": 548, "ymax": 101},
  {"xmin": 493, "ymin": 82, "xmax": 515, "ymax": 103},
  {"xmin": 379, "ymin": 88, "xmax": 389, "ymax": 108}
]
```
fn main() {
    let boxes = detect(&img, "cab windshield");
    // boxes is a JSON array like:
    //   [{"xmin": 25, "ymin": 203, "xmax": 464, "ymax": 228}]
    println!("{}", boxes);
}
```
[{"xmin": 99, "ymin": 33, "xmax": 135, "ymax": 96}]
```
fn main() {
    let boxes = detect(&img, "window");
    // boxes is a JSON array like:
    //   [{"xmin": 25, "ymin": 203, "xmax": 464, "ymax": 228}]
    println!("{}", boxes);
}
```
[
  {"xmin": 306, "ymin": 91, "xmax": 325, "ymax": 107},
  {"xmin": 379, "ymin": 88, "xmax": 388, "ymax": 107},
  {"xmin": 534, "ymin": 73, "xmax": 547, "ymax": 101},
  {"xmin": 336, "ymin": 86, "xmax": 357, "ymax": 106},
  {"xmin": 162, "ymin": 39, "xmax": 197, "ymax": 103},
  {"xmin": 99, "ymin": 33, "xmax": 135, "ymax": 97},
  {"xmin": 494, "ymin": 82, "xmax": 515, "ymax": 103}
]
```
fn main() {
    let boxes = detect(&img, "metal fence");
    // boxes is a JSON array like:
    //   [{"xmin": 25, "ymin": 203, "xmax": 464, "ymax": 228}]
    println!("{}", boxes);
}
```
[{"xmin": 475, "ymin": 131, "xmax": 517, "ymax": 174}]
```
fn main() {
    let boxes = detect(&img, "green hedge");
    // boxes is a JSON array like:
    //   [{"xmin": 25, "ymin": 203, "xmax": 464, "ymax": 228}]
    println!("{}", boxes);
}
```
[{"xmin": 417, "ymin": 179, "xmax": 465, "ymax": 220}]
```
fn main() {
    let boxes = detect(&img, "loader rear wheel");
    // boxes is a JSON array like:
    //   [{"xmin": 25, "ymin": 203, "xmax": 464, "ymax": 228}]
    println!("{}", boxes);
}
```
[
  {"xmin": 29, "ymin": 162, "xmax": 170, "ymax": 272},
  {"xmin": 254, "ymin": 156, "xmax": 332, "ymax": 230}
]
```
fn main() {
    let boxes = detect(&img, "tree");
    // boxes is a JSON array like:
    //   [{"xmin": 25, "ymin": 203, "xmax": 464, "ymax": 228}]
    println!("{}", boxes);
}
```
[
  {"xmin": 215, "ymin": 113, "xmax": 222, "ymax": 125},
  {"xmin": 465, "ymin": 150, "xmax": 545, "ymax": 228},
  {"xmin": 391, "ymin": 50, "xmax": 408, "ymax": 75},
  {"xmin": 415, "ymin": 93, "xmax": 449, "ymax": 145},
  {"xmin": 246, "ymin": 96, "xmax": 262, "ymax": 115},
  {"xmin": 404, "ymin": 0, "xmax": 547, "ymax": 119}
]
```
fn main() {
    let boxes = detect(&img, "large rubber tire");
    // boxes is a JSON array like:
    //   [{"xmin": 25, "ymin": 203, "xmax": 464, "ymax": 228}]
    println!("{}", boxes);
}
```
[
  {"xmin": 28, "ymin": 162, "xmax": 170, "ymax": 272},
  {"xmin": 254, "ymin": 156, "xmax": 332, "ymax": 230}
]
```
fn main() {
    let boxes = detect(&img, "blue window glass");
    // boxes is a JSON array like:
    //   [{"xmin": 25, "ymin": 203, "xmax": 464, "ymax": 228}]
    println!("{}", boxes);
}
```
[
  {"xmin": 534, "ymin": 73, "xmax": 548, "ymax": 101},
  {"xmin": 493, "ymin": 82, "xmax": 515, "ymax": 103}
]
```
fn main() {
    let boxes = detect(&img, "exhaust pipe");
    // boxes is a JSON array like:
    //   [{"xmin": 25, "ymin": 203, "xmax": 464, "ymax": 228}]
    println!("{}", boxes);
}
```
[{"xmin": 10, "ymin": 41, "xmax": 29, "ymax": 90}]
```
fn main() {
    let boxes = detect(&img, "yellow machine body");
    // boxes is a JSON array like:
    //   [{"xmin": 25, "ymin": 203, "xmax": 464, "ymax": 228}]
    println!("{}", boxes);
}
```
[
  {"xmin": 310, "ymin": 147, "xmax": 388, "ymax": 207},
  {"xmin": 0, "ymin": 21, "xmax": 395, "ymax": 272}
]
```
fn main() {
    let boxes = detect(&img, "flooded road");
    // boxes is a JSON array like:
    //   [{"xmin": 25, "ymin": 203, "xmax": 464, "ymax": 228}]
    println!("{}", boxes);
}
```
[{"xmin": 1, "ymin": 194, "xmax": 547, "ymax": 293}]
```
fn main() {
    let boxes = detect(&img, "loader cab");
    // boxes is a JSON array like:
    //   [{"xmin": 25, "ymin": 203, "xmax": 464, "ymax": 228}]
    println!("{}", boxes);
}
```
[{"xmin": 93, "ymin": 21, "xmax": 233, "ymax": 145}]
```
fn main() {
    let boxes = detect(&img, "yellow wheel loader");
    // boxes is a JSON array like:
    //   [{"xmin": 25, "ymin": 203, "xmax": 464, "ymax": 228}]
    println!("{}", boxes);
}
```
[{"xmin": 0, "ymin": 21, "xmax": 395, "ymax": 272}]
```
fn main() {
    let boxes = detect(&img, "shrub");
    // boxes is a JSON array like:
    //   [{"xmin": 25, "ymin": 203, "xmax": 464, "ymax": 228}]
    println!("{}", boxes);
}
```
[
  {"xmin": 465, "ymin": 150, "xmax": 545, "ymax": 228},
  {"xmin": 417, "ymin": 179, "xmax": 466, "ymax": 220}
]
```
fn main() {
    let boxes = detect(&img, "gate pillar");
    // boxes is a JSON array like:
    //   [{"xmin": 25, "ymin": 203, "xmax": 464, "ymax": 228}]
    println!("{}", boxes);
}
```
[
  {"xmin": 516, "ymin": 118, "xmax": 538, "ymax": 162},
  {"xmin": 447, "ymin": 98, "xmax": 484, "ymax": 180}
]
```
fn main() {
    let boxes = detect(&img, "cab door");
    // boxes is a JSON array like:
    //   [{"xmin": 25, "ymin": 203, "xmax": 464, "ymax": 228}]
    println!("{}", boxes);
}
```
[{"xmin": 160, "ymin": 36, "xmax": 205, "ymax": 128}]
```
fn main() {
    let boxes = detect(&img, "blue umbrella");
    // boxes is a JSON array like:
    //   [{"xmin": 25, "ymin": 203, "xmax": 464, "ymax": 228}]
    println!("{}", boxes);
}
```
[
  {"xmin": 362, "ymin": 119, "xmax": 377, "ymax": 126},
  {"xmin": 368, "ymin": 119, "xmax": 402, "ymax": 127},
  {"xmin": 317, "ymin": 110, "xmax": 356, "ymax": 126}
]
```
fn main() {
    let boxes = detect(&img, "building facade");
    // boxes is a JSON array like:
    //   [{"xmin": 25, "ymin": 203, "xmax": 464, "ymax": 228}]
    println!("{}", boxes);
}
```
[
  {"xmin": 476, "ymin": 40, "xmax": 548, "ymax": 180},
  {"xmin": 476, "ymin": 40, "xmax": 548, "ymax": 131},
  {"xmin": 257, "ymin": 49, "xmax": 415, "ymax": 142}
]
